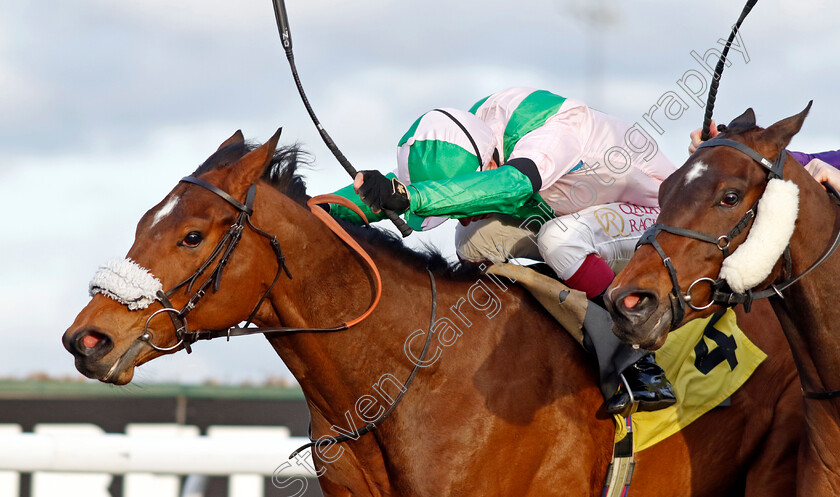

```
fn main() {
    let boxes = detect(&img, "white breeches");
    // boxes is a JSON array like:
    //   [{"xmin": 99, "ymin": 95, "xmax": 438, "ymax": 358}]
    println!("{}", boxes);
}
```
[{"xmin": 455, "ymin": 202, "xmax": 659, "ymax": 278}]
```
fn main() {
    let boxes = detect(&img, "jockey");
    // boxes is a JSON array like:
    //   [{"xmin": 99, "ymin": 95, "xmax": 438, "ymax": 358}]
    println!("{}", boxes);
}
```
[
  {"xmin": 348, "ymin": 87, "xmax": 678, "ymax": 415},
  {"xmin": 689, "ymin": 121, "xmax": 840, "ymax": 189}
]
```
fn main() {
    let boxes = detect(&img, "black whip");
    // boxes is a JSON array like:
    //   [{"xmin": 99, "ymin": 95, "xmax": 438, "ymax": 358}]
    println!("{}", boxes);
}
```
[
  {"xmin": 270, "ymin": 0, "xmax": 413, "ymax": 237},
  {"xmin": 700, "ymin": 0, "xmax": 759, "ymax": 141}
]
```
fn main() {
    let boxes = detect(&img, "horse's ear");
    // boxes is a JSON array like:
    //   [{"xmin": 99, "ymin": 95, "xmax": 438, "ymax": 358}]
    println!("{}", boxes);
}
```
[
  {"xmin": 218, "ymin": 130, "xmax": 245, "ymax": 151},
  {"xmin": 761, "ymin": 101, "xmax": 812, "ymax": 152},
  {"xmin": 226, "ymin": 128, "xmax": 283, "ymax": 195},
  {"xmin": 728, "ymin": 108, "xmax": 756, "ymax": 129}
]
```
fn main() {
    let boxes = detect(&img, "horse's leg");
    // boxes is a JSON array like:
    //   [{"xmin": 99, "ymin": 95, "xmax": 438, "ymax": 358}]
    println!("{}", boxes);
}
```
[{"xmin": 742, "ymin": 377, "xmax": 801, "ymax": 496}]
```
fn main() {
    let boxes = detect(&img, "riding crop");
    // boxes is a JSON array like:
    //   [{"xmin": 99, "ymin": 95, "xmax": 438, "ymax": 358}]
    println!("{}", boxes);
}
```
[
  {"xmin": 700, "ymin": 0, "xmax": 759, "ymax": 141},
  {"xmin": 270, "ymin": 0, "xmax": 413, "ymax": 237}
]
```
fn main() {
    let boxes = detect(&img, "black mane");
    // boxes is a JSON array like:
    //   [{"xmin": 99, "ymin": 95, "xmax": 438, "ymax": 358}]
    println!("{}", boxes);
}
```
[{"xmin": 192, "ymin": 140, "xmax": 476, "ymax": 277}]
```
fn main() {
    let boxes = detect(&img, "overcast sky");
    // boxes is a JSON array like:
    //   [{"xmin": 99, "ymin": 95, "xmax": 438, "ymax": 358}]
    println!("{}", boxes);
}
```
[{"xmin": 2, "ymin": 0, "xmax": 838, "ymax": 385}]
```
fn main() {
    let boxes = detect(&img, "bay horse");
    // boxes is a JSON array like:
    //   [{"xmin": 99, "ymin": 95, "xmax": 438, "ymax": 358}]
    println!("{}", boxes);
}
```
[
  {"xmin": 63, "ymin": 129, "xmax": 801, "ymax": 496},
  {"xmin": 606, "ymin": 105, "xmax": 839, "ymax": 495}
]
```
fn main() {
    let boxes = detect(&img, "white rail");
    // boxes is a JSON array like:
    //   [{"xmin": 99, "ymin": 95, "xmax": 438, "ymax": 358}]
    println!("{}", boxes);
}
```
[{"xmin": 0, "ymin": 424, "xmax": 318, "ymax": 497}]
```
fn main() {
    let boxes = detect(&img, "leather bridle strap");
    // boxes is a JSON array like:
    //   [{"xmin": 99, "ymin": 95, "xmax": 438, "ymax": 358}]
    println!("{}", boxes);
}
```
[
  {"xmin": 696, "ymin": 138, "xmax": 786, "ymax": 179},
  {"xmin": 305, "ymin": 194, "xmax": 382, "ymax": 327},
  {"xmin": 183, "ymin": 194, "xmax": 383, "ymax": 341},
  {"xmin": 181, "ymin": 176, "xmax": 254, "ymax": 214},
  {"xmin": 636, "ymin": 199, "xmax": 759, "ymax": 328}
]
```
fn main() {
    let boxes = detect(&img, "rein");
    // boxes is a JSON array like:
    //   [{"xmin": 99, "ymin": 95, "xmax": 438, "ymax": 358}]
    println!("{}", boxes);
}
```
[
  {"xmin": 139, "ymin": 185, "xmax": 382, "ymax": 351},
  {"xmin": 137, "ymin": 178, "xmax": 438, "ymax": 452},
  {"xmin": 638, "ymin": 138, "xmax": 840, "ymax": 399}
]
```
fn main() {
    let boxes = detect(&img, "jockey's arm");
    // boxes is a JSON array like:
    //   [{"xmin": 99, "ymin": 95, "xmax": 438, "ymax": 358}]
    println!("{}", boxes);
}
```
[
  {"xmin": 400, "ymin": 161, "xmax": 539, "ymax": 218},
  {"xmin": 327, "ymin": 174, "xmax": 396, "ymax": 224},
  {"xmin": 789, "ymin": 150, "xmax": 840, "ymax": 170}
]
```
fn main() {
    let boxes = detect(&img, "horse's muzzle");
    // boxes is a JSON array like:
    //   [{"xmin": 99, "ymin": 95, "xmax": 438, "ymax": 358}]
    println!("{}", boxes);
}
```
[
  {"xmin": 62, "ymin": 327, "xmax": 123, "ymax": 381},
  {"xmin": 606, "ymin": 287, "xmax": 659, "ymax": 326},
  {"xmin": 604, "ymin": 287, "xmax": 671, "ymax": 348},
  {"xmin": 64, "ymin": 327, "xmax": 113, "ymax": 360}
]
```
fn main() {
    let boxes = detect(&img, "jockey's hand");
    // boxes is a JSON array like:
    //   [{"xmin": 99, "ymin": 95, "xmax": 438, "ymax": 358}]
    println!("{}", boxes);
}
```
[
  {"xmin": 354, "ymin": 170, "xmax": 411, "ymax": 213},
  {"xmin": 804, "ymin": 159, "xmax": 840, "ymax": 192},
  {"xmin": 688, "ymin": 120, "xmax": 719, "ymax": 154}
]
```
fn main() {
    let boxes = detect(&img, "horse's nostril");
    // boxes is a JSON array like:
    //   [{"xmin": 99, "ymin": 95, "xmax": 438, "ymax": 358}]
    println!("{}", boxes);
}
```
[
  {"xmin": 612, "ymin": 289, "xmax": 658, "ymax": 320},
  {"xmin": 72, "ymin": 329, "xmax": 113, "ymax": 358},
  {"xmin": 83, "ymin": 333, "xmax": 101, "ymax": 349},
  {"xmin": 623, "ymin": 294, "xmax": 642, "ymax": 310}
]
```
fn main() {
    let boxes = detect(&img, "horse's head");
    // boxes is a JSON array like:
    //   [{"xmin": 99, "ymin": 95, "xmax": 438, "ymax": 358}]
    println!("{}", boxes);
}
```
[
  {"xmin": 605, "ymin": 104, "xmax": 813, "ymax": 349},
  {"xmin": 63, "ymin": 129, "xmax": 296, "ymax": 384}
]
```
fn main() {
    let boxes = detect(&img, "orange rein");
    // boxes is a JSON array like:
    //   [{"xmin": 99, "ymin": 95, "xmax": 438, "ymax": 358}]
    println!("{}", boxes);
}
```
[{"xmin": 306, "ymin": 194, "xmax": 382, "ymax": 328}]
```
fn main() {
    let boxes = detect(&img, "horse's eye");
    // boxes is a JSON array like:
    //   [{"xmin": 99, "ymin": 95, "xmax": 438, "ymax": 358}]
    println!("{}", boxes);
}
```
[
  {"xmin": 180, "ymin": 231, "xmax": 203, "ymax": 248},
  {"xmin": 721, "ymin": 192, "xmax": 740, "ymax": 207}
]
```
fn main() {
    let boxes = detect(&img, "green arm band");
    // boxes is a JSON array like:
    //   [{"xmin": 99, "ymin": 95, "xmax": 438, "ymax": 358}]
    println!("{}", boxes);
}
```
[
  {"xmin": 407, "ymin": 166, "xmax": 536, "ymax": 218},
  {"xmin": 327, "ymin": 173, "xmax": 396, "ymax": 224}
]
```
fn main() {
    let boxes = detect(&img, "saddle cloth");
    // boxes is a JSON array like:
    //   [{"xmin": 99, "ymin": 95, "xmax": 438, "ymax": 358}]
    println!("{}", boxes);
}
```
[
  {"xmin": 485, "ymin": 264, "xmax": 767, "ymax": 452},
  {"xmin": 614, "ymin": 308, "xmax": 766, "ymax": 451}
]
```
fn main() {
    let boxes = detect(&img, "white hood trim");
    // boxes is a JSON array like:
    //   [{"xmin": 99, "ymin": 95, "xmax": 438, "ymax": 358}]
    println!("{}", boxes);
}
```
[{"xmin": 719, "ymin": 179, "xmax": 799, "ymax": 293}]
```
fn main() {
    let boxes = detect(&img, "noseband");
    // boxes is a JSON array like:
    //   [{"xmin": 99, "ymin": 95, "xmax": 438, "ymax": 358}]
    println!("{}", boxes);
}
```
[{"xmin": 638, "ymin": 138, "xmax": 840, "ymax": 329}]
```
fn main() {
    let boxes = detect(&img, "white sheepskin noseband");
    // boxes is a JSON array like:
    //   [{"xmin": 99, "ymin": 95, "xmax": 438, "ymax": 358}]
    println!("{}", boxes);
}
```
[
  {"xmin": 719, "ymin": 179, "xmax": 799, "ymax": 293},
  {"xmin": 89, "ymin": 258, "xmax": 163, "ymax": 310}
]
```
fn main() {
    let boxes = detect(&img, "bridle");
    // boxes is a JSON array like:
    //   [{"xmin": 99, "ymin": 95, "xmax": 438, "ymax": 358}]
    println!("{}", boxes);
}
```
[
  {"xmin": 636, "ymin": 138, "xmax": 789, "ymax": 329},
  {"xmin": 133, "ymin": 175, "xmax": 439, "ymax": 453},
  {"xmin": 138, "ymin": 176, "xmax": 293, "ymax": 354},
  {"xmin": 637, "ymin": 137, "xmax": 840, "ymax": 399}
]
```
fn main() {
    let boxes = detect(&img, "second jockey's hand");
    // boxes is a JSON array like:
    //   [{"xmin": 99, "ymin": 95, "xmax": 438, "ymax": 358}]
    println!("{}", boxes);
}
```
[{"xmin": 354, "ymin": 171, "xmax": 411, "ymax": 214}]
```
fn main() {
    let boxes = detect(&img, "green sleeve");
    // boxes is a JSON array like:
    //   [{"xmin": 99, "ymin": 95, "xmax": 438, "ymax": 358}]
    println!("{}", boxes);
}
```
[
  {"xmin": 327, "ymin": 173, "xmax": 396, "ymax": 224},
  {"xmin": 407, "ymin": 166, "xmax": 535, "ymax": 218}
]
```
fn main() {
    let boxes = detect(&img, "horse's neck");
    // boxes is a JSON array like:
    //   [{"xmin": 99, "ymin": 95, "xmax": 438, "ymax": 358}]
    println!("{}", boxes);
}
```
[
  {"xmin": 767, "ymin": 173, "xmax": 840, "ymax": 493},
  {"xmin": 251, "ymin": 196, "xmax": 436, "ymax": 425},
  {"xmin": 771, "ymin": 170, "xmax": 840, "ymax": 410}
]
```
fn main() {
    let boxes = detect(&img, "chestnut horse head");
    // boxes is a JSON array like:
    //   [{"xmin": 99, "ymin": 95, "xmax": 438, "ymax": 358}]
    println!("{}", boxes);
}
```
[
  {"xmin": 62, "ymin": 129, "xmax": 304, "ymax": 384},
  {"xmin": 606, "ymin": 103, "xmax": 820, "ymax": 348}
]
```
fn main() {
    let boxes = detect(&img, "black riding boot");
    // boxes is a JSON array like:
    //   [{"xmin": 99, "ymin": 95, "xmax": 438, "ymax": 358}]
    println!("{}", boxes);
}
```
[{"xmin": 605, "ymin": 353, "xmax": 676, "ymax": 416}]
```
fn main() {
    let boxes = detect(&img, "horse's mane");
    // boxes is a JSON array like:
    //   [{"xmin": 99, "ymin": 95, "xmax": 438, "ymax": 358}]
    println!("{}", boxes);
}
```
[{"xmin": 192, "ymin": 141, "xmax": 478, "ymax": 278}]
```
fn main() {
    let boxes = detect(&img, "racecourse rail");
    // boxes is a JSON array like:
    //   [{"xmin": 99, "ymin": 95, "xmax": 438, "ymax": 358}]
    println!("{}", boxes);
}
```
[{"xmin": 0, "ymin": 422, "xmax": 315, "ymax": 497}]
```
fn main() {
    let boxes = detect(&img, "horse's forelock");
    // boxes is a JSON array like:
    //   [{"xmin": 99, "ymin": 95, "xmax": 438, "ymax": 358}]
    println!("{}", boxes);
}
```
[
  {"xmin": 261, "ymin": 143, "xmax": 312, "ymax": 206},
  {"xmin": 191, "ymin": 140, "xmax": 312, "ymax": 206},
  {"xmin": 193, "ymin": 141, "xmax": 252, "ymax": 176},
  {"xmin": 189, "ymin": 136, "xmax": 474, "ymax": 277}
]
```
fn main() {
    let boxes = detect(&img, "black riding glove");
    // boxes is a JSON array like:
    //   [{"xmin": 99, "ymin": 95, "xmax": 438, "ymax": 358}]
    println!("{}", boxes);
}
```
[{"xmin": 357, "ymin": 170, "xmax": 411, "ymax": 213}]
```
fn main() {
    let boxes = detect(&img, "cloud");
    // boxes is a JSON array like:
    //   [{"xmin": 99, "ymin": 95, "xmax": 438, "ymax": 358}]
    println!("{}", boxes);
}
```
[{"xmin": 5, "ymin": 0, "xmax": 840, "ymax": 384}]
